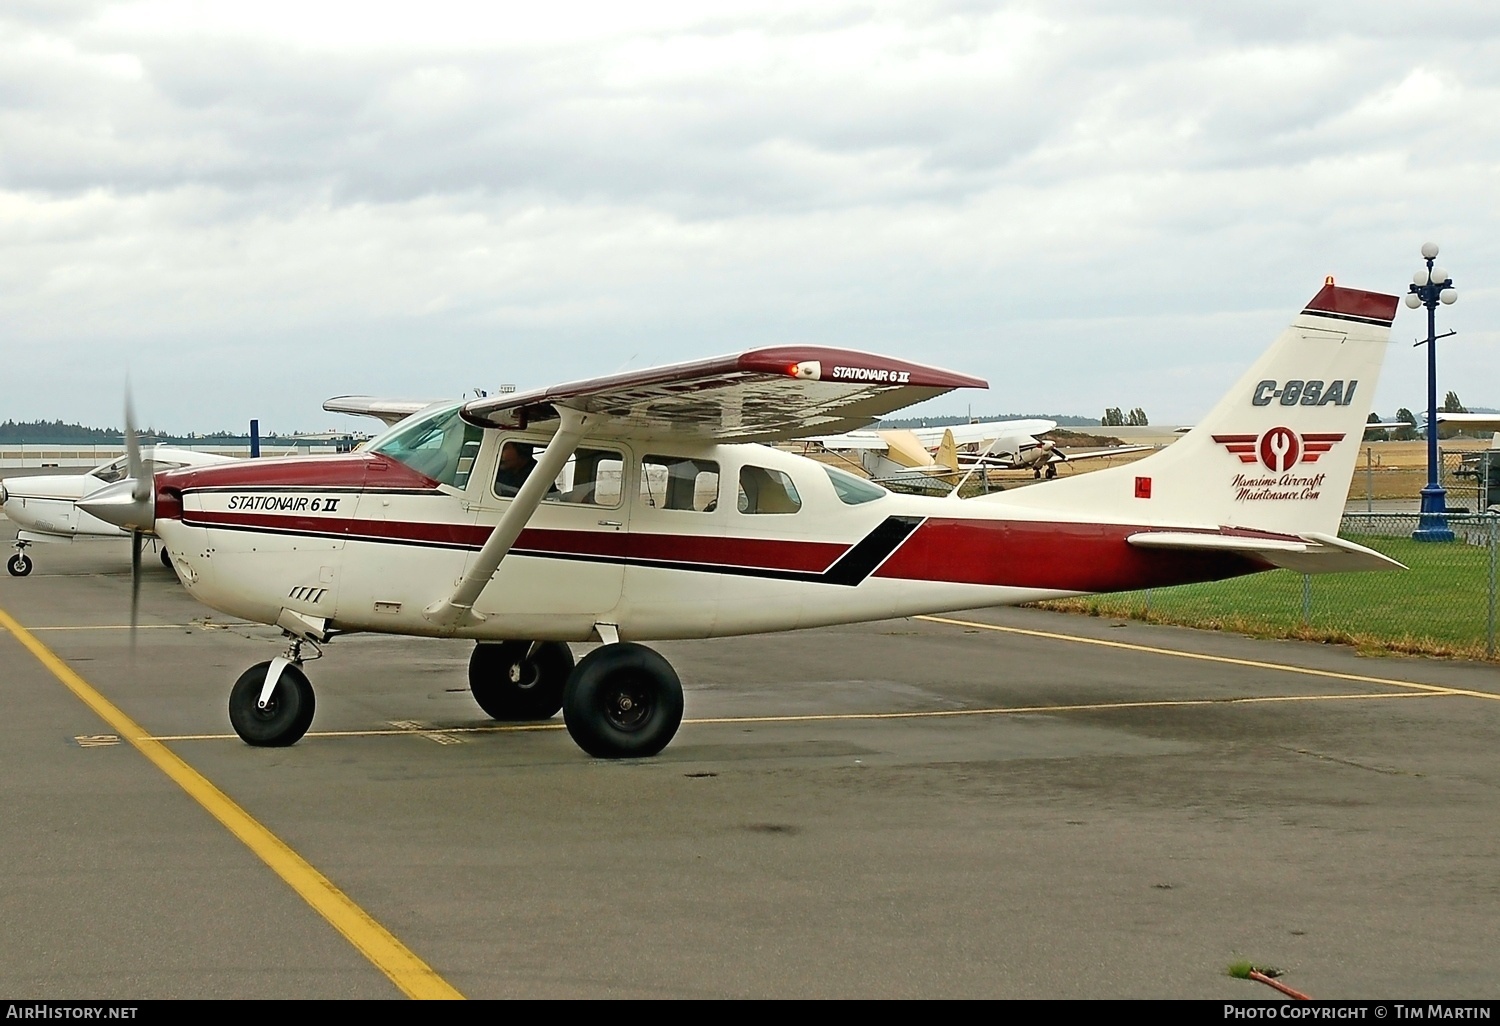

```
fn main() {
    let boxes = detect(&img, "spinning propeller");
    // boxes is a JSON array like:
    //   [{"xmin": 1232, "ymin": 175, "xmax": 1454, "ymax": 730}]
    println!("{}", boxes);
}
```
[
  {"xmin": 125, "ymin": 389, "xmax": 147, "ymax": 645},
  {"xmin": 77, "ymin": 388, "xmax": 158, "ymax": 650}
]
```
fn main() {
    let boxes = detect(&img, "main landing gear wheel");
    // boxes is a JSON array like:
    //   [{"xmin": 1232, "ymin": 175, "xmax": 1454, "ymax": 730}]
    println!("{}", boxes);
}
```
[
  {"xmin": 7, "ymin": 554, "xmax": 32, "ymax": 577},
  {"xmin": 1045, "ymin": 464, "xmax": 1057, "ymax": 479},
  {"xmin": 229, "ymin": 661, "xmax": 316, "ymax": 747},
  {"xmin": 469, "ymin": 641, "xmax": 574, "ymax": 720},
  {"xmin": 160, "ymin": 548, "xmax": 173, "ymax": 569},
  {"xmin": 563, "ymin": 643, "xmax": 683, "ymax": 759}
]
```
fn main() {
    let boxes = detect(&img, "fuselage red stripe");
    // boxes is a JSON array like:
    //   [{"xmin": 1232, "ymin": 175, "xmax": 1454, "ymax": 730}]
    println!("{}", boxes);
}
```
[{"xmin": 179, "ymin": 508, "xmax": 1267, "ymax": 591}]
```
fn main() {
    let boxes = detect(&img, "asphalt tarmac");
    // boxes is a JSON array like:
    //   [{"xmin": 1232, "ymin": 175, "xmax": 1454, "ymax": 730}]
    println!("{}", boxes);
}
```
[{"xmin": 2, "ymin": 526, "xmax": 1499, "ymax": 1000}]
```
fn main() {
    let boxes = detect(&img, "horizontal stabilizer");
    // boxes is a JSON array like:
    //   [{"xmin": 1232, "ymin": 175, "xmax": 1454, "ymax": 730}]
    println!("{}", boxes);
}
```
[{"xmin": 1126, "ymin": 530, "xmax": 1405, "ymax": 574}]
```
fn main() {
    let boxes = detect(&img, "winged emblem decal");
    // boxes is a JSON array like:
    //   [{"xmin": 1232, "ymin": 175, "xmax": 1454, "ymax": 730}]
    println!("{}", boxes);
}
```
[{"xmin": 1212, "ymin": 429, "xmax": 1346, "ymax": 473}]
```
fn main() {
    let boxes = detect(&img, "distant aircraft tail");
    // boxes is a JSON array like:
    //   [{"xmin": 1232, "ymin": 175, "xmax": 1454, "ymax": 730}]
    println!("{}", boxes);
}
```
[
  {"xmin": 988, "ymin": 281, "xmax": 1400, "ymax": 546},
  {"xmin": 934, "ymin": 429, "xmax": 960, "ymax": 473}
]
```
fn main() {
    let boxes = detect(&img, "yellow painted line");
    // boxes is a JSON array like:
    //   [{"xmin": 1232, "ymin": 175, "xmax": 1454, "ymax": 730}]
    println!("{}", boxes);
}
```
[
  {"xmin": 684, "ymin": 690, "xmax": 1442, "ymax": 725},
  {"xmin": 917, "ymin": 615, "xmax": 1500, "ymax": 701},
  {"xmin": 30, "ymin": 624, "xmax": 206, "ymax": 631},
  {"xmin": 27, "ymin": 622, "xmax": 260, "ymax": 631},
  {"xmin": 146, "ymin": 689, "xmax": 1441, "ymax": 743},
  {"xmin": 152, "ymin": 722, "xmax": 571, "ymax": 742},
  {"xmin": 0, "ymin": 605, "xmax": 463, "ymax": 1000}
]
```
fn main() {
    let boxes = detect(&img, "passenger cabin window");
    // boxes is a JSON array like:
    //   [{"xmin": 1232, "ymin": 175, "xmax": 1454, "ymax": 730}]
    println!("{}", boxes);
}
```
[
  {"xmin": 640, "ymin": 456, "xmax": 719, "ymax": 512},
  {"xmin": 824, "ymin": 466, "xmax": 886, "ymax": 505},
  {"xmin": 494, "ymin": 442, "xmax": 624, "ymax": 507},
  {"xmin": 737, "ymin": 466, "xmax": 802, "ymax": 514},
  {"xmin": 369, "ymin": 403, "xmax": 484, "ymax": 488}
]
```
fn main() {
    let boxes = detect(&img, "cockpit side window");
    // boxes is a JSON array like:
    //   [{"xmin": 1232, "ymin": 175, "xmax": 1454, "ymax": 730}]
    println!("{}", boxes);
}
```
[
  {"xmin": 370, "ymin": 404, "xmax": 483, "ymax": 488},
  {"xmin": 493, "ymin": 442, "xmax": 625, "ymax": 508}
]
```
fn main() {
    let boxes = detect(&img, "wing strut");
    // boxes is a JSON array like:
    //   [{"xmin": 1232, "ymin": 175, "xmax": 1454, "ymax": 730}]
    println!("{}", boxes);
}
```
[{"xmin": 424, "ymin": 407, "xmax": 596, "ymax": 631}]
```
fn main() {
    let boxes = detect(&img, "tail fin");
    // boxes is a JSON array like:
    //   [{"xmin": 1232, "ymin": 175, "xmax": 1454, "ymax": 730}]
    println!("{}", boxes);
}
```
[
  {"xmin": 987, "ymin": 282, "xmax": 1399, "ymax": 539},
  {"xmin": 934, "ymin": 429, "xmax": 960, "ymax": 473}
]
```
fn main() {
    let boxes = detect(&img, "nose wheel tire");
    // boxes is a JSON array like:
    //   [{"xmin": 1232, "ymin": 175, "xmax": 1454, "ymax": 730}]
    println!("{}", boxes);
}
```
[
  {"xmin": 469, "ymin": 641, "xmax": 573, "ymax": 720},
  {"xmin": 229, "ymin": 661, "xmax": 316, "ymax": 747},
  {"xmin": 7, "ymin": 554, "xmax": 32, "ymax": 577},
  {"xmin": 563, "ymin": 643, "xmax": 683, "ymax": 759}
]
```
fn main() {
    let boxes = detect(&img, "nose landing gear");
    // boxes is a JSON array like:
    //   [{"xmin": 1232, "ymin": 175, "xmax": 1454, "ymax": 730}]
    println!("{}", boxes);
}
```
[{"xmin": 229, "ymin": 634, "xmax": 322, "ymax": 747}]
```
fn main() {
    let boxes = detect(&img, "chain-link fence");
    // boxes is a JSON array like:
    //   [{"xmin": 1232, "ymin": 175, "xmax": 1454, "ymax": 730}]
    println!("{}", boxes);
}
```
[{"xmin": 1036, "ymin": 512, "xmax": 1499, "ymax": 661}]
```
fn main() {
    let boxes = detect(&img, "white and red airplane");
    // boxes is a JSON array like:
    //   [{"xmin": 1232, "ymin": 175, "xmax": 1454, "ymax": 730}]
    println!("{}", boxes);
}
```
[
  {"xmin": 82, "ymin": 280, "xmax": 1403, "ymax": 759},
  {"xmin": 1, "ymin": 446, "xmax": 234, "ymax": 576}
]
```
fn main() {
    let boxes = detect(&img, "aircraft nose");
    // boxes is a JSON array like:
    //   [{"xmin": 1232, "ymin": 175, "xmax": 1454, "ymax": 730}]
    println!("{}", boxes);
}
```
[{"xmin": 78, "ymin": 479, "xmax": 156, "ymax": 533}]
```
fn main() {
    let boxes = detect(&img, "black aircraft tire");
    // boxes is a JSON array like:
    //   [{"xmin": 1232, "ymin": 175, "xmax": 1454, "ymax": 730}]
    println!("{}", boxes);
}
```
[
  {"xmin": 469, "ymin": 641, "xmax": 574, "ymax": 721},
  {"xmin": 7, "ymin": 554, "xmax": 32, "ymax": 577},
  {"xmin": 229, "ymin": 661, "xmax": 316, "ymax": 747},
  {"xmin": 161, "ymin": 548, "xmax": 173, "ymax": 569},
  {"xmin": 563, "ymin": 643, "xmax": 683, "ymax": 759}
]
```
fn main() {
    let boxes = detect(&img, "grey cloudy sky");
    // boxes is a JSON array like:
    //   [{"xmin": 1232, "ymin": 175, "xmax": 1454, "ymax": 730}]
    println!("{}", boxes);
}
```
[{"xmin": 2, "ymin": 0, "xmax": 1497, "ymax": 433}]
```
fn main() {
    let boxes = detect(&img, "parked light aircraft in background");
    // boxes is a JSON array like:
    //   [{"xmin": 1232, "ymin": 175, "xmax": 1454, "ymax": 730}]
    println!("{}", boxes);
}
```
[
  {"xmin": 811, "ymin": 419, "xmax": 1153, "ymax": 483},
  {"xmin": 1, "ymin": 447, "xmax": 233, "ymax": 576},
  {"xmin": 82, "ymin": 280, "xmax": 1404, "ymax": 760}
]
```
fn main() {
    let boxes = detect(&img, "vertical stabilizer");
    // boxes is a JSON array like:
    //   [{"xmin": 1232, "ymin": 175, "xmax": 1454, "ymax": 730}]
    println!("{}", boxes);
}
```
[{"xmin": 984, "ymin": 282, "xmax": 1400, "ymax": 538}]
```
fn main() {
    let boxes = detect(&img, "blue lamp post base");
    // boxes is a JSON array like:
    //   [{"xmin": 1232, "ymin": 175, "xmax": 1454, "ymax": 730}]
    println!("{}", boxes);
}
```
[{"xmin": 1414, "ymin": 483, "xmax": 1454, "ymax": 541}]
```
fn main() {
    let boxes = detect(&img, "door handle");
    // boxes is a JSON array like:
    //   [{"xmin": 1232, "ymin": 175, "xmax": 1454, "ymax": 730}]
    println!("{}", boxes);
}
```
[{"xmin": 598, "ymin": 520, "xmax": 622, "ymax": 527}]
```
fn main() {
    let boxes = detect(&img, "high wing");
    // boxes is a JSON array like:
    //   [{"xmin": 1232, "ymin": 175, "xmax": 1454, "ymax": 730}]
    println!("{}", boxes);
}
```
[
  {"xmin": 910, "ymin": 419, "xmax": 1056, "ymax": 448},
  {"xmin": 324, "ymin": 396, "xmax": 446, "ymax": 427},
  {"xmin": 459, "ymin": 347, "xmax": 987, "ymax": 443},
  {"xmin": 957, "ymin": 443, "xmax": 1156, "ymax": 466},
  {"xmin": 809, "ymin": 419, "xmax": 1058, "ymax": 453},
  {"xmin": 803, "ymin": 431, "xmax": 890, "ymax": 451},
  {"xmin": 1438, "ymin": 413, "xmax": 1500, "ymax": 432}
]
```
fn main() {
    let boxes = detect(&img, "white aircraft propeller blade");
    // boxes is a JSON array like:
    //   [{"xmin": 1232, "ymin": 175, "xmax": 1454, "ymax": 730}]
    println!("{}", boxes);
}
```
[{"xmin": 125, "ymin": 385, "xmax": 150, "ymax": 503}]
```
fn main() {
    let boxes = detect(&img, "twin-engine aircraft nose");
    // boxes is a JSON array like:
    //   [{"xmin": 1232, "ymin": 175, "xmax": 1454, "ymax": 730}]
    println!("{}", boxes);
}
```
[{"xmin": 78, "ymin": 479, "xmax": 156, "ymax": 533}]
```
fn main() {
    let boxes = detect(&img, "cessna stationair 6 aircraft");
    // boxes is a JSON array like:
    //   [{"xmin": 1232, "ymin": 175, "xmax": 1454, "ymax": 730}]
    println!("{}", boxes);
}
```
[{"xmin": 83, "ymin": 280, "xmax": 1403, "ymax": 760}]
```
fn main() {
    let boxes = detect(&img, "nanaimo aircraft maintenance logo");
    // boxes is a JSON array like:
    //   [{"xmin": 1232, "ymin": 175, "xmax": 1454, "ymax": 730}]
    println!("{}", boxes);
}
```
[{"xmin": 1211, "ymin": 427, "xmax": 1346, "ymax": 501}]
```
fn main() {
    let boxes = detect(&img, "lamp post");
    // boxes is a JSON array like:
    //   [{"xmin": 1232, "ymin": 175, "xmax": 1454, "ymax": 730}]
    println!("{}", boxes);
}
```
[{"xmin": 1406, "ymin": 241, "xmax": 1458, "ymax": 542}]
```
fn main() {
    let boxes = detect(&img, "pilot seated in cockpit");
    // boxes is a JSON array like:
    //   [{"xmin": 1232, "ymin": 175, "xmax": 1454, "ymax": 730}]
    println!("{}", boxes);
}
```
[{"xmin": 495, "ymin": 441, "xmax": 538, "ymax": 496}]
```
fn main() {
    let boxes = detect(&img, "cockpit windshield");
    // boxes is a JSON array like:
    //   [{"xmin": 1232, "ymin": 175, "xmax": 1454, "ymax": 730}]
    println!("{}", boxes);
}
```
[
  {"xmin": 369, "ymin": 403, "xmax": 483, "ymax": 488},
  {"xmin": 91, "ymin": 457, "xmax": 130, "ymax": 484}
]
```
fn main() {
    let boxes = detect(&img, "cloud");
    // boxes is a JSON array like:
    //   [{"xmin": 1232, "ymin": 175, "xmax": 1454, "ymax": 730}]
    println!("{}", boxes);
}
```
[{"xmin": 1, "ymin": 1, "xmax": 1498, "ymax": 430}]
